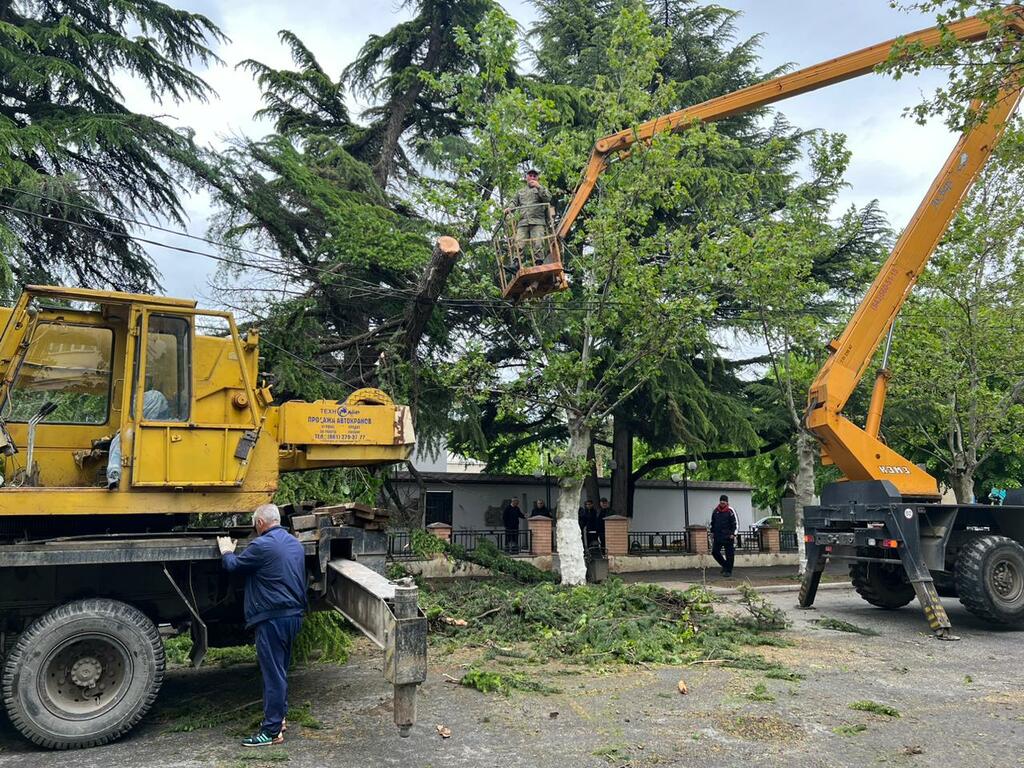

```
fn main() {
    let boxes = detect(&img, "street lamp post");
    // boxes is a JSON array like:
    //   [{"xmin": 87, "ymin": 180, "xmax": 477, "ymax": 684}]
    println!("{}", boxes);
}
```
[{"xmin": 671, "ymin": 460, "xmax": 699, "ymax": 528}]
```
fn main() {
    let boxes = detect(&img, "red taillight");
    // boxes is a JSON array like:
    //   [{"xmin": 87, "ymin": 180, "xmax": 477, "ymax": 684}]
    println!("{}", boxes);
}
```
[
  {"xmin": 881, "ymin": 539, "xmax": 900, "ymax": 549},
  {"xmin": 803, "ymin": 534, "xmax": 814, "ymax": 543}
]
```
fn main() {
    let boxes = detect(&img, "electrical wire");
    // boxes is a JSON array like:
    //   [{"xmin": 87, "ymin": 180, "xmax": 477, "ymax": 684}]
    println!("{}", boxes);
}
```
[{"xmin": 2, "ymin": 190, "xmax": 897, "ymax": 330}]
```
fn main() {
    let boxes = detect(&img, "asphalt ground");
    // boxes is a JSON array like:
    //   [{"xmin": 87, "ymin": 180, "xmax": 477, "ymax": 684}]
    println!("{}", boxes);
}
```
[{"xmin": 1, "ymin": 582, "xmax": 1022, "ymax": 768}]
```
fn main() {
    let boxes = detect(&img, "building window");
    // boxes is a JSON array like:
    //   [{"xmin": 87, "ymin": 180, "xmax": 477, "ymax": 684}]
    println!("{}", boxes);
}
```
[{"xmin": 425, "ymin": 491, "xmax": 453, "ymax": 526}]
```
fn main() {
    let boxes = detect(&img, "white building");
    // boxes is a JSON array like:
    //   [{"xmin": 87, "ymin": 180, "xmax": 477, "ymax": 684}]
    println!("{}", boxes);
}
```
[{"xmin": 388, "ymin": 471, "xmax": 755, "ymax": 532}]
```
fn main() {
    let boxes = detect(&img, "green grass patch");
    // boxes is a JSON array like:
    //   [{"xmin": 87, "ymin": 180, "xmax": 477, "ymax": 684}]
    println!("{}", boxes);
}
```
[
  {"xmin": 849, "ymin": 700, "xmax": 900, "ymax": 718},
  {"xmin": 460, "ymin": 666, "xmax": 561, "ymax": 696},
  {"xmin": 162, "ymin": 698, "xmax": 323, "ymax": 735},
  {"xmin": 814, "ymin": 617, "xmax": 879, "ymax": 636},
  {"xmin": 592, "ymin": 744, "xmax": 630, "ymax": 762},
  {"xmin": 746, "ymin": 682, "xmax": 775, "ymax": 702},
  {"xmin": 284, "ymin": 703, "xmax": 323, "ymax": 730},
  {"xmin": 833, "ymin": 724, "xmax": 868, "ymax": 736},
  {"xmin": 162, "ymin": 700, "xmax": 261, "ymax": 733},
  {"xmin": 764, "ymin": 667, "xmax": 804, "ymax": 682}
]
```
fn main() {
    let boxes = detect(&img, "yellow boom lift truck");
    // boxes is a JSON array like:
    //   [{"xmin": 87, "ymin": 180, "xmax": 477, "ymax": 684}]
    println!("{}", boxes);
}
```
[
  {"xmin": 555, "ymin": 8, "xmax": 1024, "ymax": 638},
  {"xmin": 0, "ymin": 285, "xmax": 426, "ymax": 748}
]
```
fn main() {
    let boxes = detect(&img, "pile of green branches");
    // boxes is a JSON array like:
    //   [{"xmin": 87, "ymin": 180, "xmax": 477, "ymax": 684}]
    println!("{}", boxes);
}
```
[
  {"xmin": 421, "ymin": 577, "xmax": 787, "ymax": 667},
  {"xmin": 408, "ymin": 531, "xmax": 556, "ymax": 584}
]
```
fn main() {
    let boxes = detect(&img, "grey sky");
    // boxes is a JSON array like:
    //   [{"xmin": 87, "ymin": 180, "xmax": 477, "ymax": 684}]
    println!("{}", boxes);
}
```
[{"xmin": 131, "ymin": 0, "xmax": 956, "ymax": 300}]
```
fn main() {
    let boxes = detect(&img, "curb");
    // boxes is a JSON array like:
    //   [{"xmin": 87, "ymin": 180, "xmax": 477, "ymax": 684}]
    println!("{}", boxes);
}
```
[{"xmin": 709, "ymin": 581, "xmax": 852, "ymax": 597}]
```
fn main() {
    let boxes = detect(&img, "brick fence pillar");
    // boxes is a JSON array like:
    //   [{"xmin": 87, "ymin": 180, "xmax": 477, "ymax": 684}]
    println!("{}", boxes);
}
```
[
  {"xmin": 528, "ymin": 515, "xmax": 552, "ymax": 556},
  {"xmin": 760, "ymin": 526, "xmax": 781, "ymax": 553},
  {"xmin": 426, "ymin": 522, "xmax": 451, "ymax": 543},
  {"xmin": 687, "ymin": 525, "xmax": 709, "ymax": 555},
  {"xmin": 603, "ymin": 515, "xmax": 628, "ymax": 556}
]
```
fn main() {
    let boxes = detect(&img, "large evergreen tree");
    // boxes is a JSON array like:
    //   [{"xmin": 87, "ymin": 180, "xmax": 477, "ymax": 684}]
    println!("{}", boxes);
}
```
[
  {"xmin": 210, "ymin": 32, "xmax": 434, "ymax": 402},
  {"xmin": 343, "ymin": 0, "xmax": 498, "ymax": 189},
  {"xmin": 0, "ymin": 0, "xmax": 224, "ymax": 291}
]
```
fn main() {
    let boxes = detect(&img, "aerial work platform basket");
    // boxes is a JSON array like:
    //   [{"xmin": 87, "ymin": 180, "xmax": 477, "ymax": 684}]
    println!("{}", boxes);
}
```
[{"xmin": 494, "ymin": 214, "xmax": 568, "ymax": 301}]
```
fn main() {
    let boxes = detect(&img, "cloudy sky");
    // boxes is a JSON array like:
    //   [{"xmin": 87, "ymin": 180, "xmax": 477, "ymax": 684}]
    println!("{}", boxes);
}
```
[{"xmin": 130, "ymin": 0, "xmax": 954, "ymax": 301}]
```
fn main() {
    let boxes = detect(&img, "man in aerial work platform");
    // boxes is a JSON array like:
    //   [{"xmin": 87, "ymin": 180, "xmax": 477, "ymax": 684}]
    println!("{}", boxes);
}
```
[{"xmin": 506, "ymin": 169, "xmax": 553, "ymax": 266}]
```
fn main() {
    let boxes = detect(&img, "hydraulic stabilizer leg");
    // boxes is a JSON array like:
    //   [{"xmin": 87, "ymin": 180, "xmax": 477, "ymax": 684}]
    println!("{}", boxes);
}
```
[
  {"xmin": 798, "ymin": 543, "xmax": 826, "ymax": 608},
  {"xmin": 908, "ymin": 579, "xmax": 957, "ymax": 640},
  {"xmin": 894, "ymin": 537, "xmax": 958, "ymax": 640}
]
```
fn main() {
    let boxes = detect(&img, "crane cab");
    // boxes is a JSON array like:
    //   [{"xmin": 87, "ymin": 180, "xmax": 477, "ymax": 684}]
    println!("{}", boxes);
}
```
[{"xmin": 495, "ymin": 217, "xmax": 568, "ymax": 301}]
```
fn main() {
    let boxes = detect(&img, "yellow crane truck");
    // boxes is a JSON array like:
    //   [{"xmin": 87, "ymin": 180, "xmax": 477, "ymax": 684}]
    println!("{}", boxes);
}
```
[
  {"xmin": 0, "ymin": 285, "xmax": 426, "ymax": 748},
  {"xmin": 555, "ymin": 8, "xmax": 1024, "ymax": 637}
]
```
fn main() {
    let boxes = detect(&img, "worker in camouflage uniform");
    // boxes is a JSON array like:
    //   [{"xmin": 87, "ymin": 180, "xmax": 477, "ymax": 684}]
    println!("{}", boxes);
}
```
[{"xmin": 505, "ymin": 169, "xmax": 553, "ymax": 266}]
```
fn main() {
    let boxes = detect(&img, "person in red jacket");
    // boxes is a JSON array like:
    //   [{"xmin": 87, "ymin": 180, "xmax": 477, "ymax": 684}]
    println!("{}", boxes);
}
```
[{"xmin": 710, "ymin": 494, "xmax": 737, "ymax": 576}]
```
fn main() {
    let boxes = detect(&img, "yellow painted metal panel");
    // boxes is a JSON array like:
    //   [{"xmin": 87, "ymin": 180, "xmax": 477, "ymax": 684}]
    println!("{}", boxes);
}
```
[{"xmin": 278, "ymin": 400, "xmax": 403, "ymax": 446}]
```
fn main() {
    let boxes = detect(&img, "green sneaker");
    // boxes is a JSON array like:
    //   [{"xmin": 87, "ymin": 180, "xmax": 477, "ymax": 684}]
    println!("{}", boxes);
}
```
[{"xmin": 241, "ymin": 730, "xmax": 284, "ymax": 748}]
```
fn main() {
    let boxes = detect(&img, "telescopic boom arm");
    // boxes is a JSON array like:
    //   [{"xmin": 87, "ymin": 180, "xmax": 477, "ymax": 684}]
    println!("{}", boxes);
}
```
[{"xmin": 556, "ymin": 8, "xmax": 1024, "ymax": 499}]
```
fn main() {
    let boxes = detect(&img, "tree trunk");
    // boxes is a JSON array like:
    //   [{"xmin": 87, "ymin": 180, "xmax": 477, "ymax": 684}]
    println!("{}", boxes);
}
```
[
  {"xmin": 610, "ymin": 413, "xmax": 632, "ymax": 516},
  {"xmin": 372, "ymin": 15, "xmax": 444, "ymax": 189},
  {"xmin": 949, "ymin": 465, "xmax": 975, "ymax": 504},
  {"xmin": 399, "ymin": 236, "xmax": 462, "ymax": 360},
  {"xmin": 556, "ymin": 418, "xmax": 590, "ymax": 586},
  {"xmin": 793, "ymin": 430, "xmax": 817, "ymax": 575}
]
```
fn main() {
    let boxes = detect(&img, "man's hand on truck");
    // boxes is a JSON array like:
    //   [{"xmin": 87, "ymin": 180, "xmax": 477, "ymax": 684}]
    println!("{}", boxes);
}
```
[{"xmin": 217, "ymin": 536, "xmax": 237, "ymax": 555}]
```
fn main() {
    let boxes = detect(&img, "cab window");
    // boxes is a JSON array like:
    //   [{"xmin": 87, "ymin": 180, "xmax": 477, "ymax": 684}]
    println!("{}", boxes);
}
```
[
  {"xmin": 139, "ymin": 315, "xmax": 191, "ymax": 422},
  {"xmin": 5, "ymin": 323, "xmax": 113, "ymax": 425}
]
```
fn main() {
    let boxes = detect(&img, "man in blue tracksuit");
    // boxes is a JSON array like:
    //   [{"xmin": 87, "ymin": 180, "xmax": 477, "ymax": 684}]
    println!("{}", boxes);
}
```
[{"xmin": 218, "ymin": 504, "xmax": 307, "ymax": 747}]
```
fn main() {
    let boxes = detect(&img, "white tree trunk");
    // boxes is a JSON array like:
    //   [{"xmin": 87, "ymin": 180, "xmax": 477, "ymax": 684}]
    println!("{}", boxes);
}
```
[
  {"xmin": 794, "ymin": 430, "xmax": 817, "ymax": 576},
  {"xmin": 556, "ymin": 419, "xmax": 590, "ymax": 586}
]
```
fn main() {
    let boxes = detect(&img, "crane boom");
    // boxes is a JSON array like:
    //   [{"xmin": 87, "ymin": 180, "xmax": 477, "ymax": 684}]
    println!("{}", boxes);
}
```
[
  {"xmin": 556, "ymin": 8, "xmax": 1024, "ymax": 499},
  {"xmin": 556, "ymin": 10, "xmax": 1022, "ymax": 239}
]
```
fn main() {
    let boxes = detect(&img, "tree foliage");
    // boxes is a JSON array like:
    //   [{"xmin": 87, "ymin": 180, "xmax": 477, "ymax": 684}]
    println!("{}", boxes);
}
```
[
  {"xmin": 344, "ymin": 0, "xmax": 498, "ymax": 189},
  {"xmin": 0, "ymin": 0, "xmax": 223, "ymax": 292},
  {"xmin": 882, "ymin": 2, "xmax": 1023, "ymax": 129}
]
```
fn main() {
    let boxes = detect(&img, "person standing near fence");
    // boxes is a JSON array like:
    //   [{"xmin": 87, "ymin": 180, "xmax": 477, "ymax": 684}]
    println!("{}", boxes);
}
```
[
  {"xmin": 710, "ymin": 494, "xmax": 737, "ymax": 577},
  {"xmin": 502, "ymin": 497, "xmax": 526, "ymax": 553}
]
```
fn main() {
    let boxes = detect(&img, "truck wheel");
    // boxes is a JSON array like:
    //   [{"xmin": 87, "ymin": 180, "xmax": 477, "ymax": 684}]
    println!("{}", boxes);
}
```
[
  {"xmin": 955, "ymin": 535, "xmax": 1024, "ymax": 625},
  {"xmin": 1, "ymin": 598, "xmax": 165, "ymax": 749},
  {"xmin": 849, "ymin": 561, "xmax": 915, "ymax": 609}
]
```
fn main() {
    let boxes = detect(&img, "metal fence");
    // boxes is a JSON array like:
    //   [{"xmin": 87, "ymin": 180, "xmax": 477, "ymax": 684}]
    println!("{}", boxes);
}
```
[
  {"xmin": 628, "ymin": 530, "xmax": 690, "ymax": 555},
  {"xmin": 387, "ymin": 527, "xmax": 800, "ymax": 560},
  {"xmin": 733, "ymin": 527, "xmax": 762, "ymax": 553},
  {"xmin": 387, "ymin": 529, "xmax": 417, "ymax": 560},
  {"xmin": 451, "ymin": 528, "xmax": 532, "ymax": 555}
]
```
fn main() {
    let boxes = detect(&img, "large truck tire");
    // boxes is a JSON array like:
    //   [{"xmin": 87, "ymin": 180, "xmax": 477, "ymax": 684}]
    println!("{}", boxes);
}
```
[
  {"xmin": 849, "ymin": 561, "xmax": 916, "ymax": 609},
  {"xmin": 955, "ymin": 535, "xmax": 1024, "ymax": 626},
  {"xmin": 1, "ymin": 598, "xmax": 165, "ymax": 749}
]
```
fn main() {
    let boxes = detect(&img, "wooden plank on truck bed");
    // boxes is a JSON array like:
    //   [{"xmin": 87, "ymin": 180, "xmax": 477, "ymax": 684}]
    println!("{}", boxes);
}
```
[{"xmin": 290, "ymin": 514, "xmax": 320, "ymax": 531}]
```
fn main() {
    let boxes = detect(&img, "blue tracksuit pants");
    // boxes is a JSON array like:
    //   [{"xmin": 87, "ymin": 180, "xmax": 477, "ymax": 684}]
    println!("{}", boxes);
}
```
[{"xmin": 255, "ymin": 615, "xmax": 303, "ymax": 735}]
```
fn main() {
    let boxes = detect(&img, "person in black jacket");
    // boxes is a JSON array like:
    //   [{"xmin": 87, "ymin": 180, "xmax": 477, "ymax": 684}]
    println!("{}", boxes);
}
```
[
  {"xmin": 710, "ymin": 494, "xmax": 737, "ymax": 576},
  {"xmin": 502, "ymin": 497, "xmax": 526, "ymax": 553},
  {"xmin": 578, "ymin": 499, "xmax": 596, "ymax": 548},
  {"xmin": 218, "ymin": 504, "xmax": 306, "ymax": 747}
]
